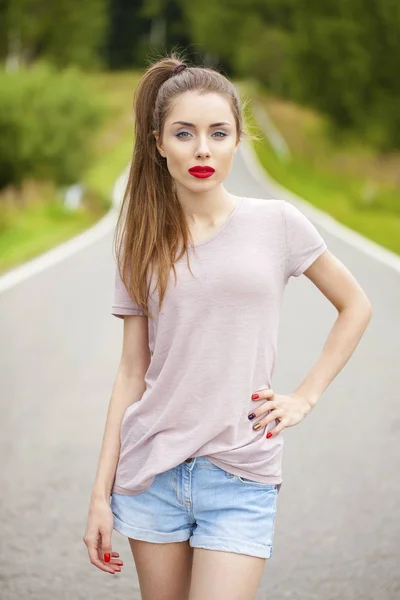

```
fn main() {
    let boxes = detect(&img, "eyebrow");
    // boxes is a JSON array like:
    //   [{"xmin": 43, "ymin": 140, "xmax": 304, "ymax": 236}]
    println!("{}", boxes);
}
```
[{"xmin": 171, "ymin": 121, "xmax": 232, "ymax": 128}]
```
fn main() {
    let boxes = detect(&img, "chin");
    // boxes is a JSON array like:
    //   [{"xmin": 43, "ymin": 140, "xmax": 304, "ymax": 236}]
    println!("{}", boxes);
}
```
[{"xmin": 178, "ymin": 176, "xmax": 218, "ymax": 190}]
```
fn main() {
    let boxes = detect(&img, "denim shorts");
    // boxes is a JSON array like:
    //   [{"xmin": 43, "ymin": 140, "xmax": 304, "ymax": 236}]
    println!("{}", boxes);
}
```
[{"xmin": 110, "ymin": 456, "xmax": 279, "ymax": 559}]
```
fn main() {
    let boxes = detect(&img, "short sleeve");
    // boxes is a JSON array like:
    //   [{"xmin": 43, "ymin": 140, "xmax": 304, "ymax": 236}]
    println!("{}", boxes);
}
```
[
  {"xmin": 283, "ymin": 201, "xmax": 327, "ymax": 280},
  {"xmin": 112, "ymin": 263, "xmax": 146, "ymax": 319}
]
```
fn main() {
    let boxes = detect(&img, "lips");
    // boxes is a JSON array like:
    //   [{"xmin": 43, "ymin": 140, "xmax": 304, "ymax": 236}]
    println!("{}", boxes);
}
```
[
  {"xmin": 188, "ymin": 166, "xmax": 215, "ymax": 179},
  {"xmin": 188, "ymin": 166, "xmax": 215, "ymax": 173}
]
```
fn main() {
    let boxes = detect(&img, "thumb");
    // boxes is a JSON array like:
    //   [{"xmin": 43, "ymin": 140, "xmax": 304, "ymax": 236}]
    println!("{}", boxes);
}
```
[{"xmin": 101, "ymin": 533, "xmax": 113, "ymax": 563}]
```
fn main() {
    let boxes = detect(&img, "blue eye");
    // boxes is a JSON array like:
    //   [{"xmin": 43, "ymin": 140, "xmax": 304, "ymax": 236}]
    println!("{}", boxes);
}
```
[{"xmin": 175, "ymin": 131, "xmax": 227, "ymax": 139}]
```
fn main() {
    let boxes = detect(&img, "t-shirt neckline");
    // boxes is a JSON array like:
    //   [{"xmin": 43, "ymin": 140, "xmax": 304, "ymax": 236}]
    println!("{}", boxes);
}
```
[{"xmin": 190, "ymin": 196, "xmax": 245, "ymax": 249}]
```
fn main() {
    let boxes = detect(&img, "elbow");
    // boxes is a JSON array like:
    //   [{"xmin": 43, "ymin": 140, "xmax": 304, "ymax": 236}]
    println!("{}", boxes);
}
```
[
  {"xmin": 339, "ymin": 292, "xmax": 373, "ymax": 324},
  {"xmin": 362, "ymin": 300, "xmax": 373, "ymax": 328},
  {"xmin": 366, "ymin": 300, "xmax": 373, "ymax": 324},
  {"xmin": 359, "ymin": 290, "xmax": 373, "ymax": 321},
  {"xmin": 350, "ymin": 294, "xmax": 373, "ymax": 326}
]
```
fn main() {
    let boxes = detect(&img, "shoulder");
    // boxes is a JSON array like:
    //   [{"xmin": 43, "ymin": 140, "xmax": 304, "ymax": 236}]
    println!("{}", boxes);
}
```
[
  {"xmin": 243, "ymin": 198, "xmax": 316, "ymax": 228},
  {"xmin": 242, "ymin": 196, "xmax": 284, "ymax": 213},
  {"xmin": 240, "ymin": 197, "xmax": 285, "ymax": 229}
]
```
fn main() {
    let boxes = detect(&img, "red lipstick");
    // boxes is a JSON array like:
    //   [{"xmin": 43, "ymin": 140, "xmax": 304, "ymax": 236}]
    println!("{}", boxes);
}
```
[{"xmin": 188, "ymin": 166, "xmax": 215, "ymax": 179}]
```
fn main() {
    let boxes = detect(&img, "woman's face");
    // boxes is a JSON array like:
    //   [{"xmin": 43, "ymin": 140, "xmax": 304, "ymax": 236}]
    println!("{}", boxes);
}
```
[{"xmin": 153, "ymin": 91, "xmax": 240, "ymax": 193}]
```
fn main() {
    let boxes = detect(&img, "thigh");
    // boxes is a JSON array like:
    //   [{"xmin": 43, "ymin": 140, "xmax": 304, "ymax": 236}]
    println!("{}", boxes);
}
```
[
  {"xmin": 110, "ymin": 467, "xmax": 194, "ymax": 543},
  {"xmin": 188, "ymin": 547, "xmax": 265, "ymax": 600},
  {"xmin": 129, "ymin": 538, "xmax": 194, "ymax": 600},
  {"xmin": 190, "ymin": 460, "xmax": 279, "ymax": 561}
]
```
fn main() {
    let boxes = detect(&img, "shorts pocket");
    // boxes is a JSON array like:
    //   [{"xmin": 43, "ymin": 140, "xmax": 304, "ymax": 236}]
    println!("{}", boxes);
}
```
[{"xmin": 235, "ymin": 475, "xmax": 277, "ymax": 489}]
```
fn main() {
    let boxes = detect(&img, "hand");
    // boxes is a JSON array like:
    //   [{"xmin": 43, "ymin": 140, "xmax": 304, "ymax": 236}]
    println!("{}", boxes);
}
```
[
  {"xmin": 83, "ymin": 497, "xmax": 124, "ymax": 575},
  {"xmin": 248, "ymin": 388, "xmax": 312, "ymax": 438}
]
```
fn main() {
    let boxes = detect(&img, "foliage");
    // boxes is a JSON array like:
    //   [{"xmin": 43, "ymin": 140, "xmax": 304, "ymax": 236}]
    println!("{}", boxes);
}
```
[
  {"xmin": 0, "ymin": 62, "xmax": 107, "ymax": 188},
  {"xmin": 0, "ymin": 0, "xmax": 109, "ymax": 69},
  {"xmin": 1, "ymin": 0, "xmax": 400, "ymax": 149}
]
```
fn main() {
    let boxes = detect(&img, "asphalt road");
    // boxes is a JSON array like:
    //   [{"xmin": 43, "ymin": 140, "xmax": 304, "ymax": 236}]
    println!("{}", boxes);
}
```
[{"xmin": 1, "ymin": 148, "xmax": 399, "ymax": 600}]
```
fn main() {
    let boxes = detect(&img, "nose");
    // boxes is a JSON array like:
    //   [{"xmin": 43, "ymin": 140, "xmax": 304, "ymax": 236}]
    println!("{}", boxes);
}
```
[{"xmin": 195, "ymin": 136, "xmax": 211, "ymax": 158}]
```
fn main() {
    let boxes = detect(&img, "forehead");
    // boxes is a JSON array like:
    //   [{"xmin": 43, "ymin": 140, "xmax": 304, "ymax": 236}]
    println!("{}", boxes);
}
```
[{"xmin": 166, "ymin": 91, "xmax": 233, "ymax": 125}]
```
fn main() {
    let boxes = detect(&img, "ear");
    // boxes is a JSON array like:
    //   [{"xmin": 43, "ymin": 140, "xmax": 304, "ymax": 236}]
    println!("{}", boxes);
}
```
[{"xmin": 153, "ymin": 130, "xmax": 165, "ymax": 158}]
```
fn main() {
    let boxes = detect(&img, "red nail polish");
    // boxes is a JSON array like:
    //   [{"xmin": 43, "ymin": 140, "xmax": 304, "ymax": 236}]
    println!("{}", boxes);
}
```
[
  {"xmin": 104, "ymin": 553, "xmax": 111, "ymax": 562},
  {"xmin": 266, "ymin": 432, "xmax": 272, "ymax": 438},
  {"xmin": 252, "ymin": 394, "xmax": 259, "ymax": 399}
]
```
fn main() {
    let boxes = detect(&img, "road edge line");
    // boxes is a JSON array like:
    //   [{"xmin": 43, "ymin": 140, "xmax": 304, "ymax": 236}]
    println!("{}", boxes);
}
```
[{"xmin": 0, "ymin": 166, "xmax": 130, "ymax": 295}]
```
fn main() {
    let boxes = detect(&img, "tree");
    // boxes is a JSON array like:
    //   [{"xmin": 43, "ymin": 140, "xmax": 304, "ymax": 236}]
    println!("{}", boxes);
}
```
[{"xmin": 0, "ymin": 0, "xmax": 109, "ymax": 70}]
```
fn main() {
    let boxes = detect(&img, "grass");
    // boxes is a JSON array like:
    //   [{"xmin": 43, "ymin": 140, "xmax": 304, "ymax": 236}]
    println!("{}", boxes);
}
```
[
  {"xmin": 240, "ymin": 82, "xmax": 400, "ymax": 255},
  {"xmin": 0, "ymin": 70, "xmax": 140, "ymax": 275},
  {"xmin": 82, "ymin": 70, "xmax": 141, "ymax": 202},
  {"xmin": 0, "ymin": 196, "xmax": 96, "ymax": 267}
]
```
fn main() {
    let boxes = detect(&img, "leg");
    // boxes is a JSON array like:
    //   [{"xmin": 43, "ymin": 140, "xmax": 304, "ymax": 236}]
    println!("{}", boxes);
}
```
[
  {"xmin": 188, "ymin": 548, "xmax": 267, "ymax": 600},
  {"xmin": 128, "ymin": 537, "xmax": 194, "ymax": 600}
]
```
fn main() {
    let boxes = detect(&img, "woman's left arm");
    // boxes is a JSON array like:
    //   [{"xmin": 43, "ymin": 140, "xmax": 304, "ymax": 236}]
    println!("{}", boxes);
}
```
[
  {"xmin": 295, "ymin": 247, "xmax": 372, "ymax": 401},
  {"xmin": 250, "ymin": 249, "xmax": 373, "ymax": 437}
]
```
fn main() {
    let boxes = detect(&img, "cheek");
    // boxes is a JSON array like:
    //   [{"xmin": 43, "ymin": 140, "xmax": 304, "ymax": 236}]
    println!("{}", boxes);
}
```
[
  {"xmin": 217, "ymin": 138, "xmax": 237, "ymax": 156},
  {"xmin": 165, "ymin": 143, "xmax": 187, "ymax": 166},
  {"xmin": 217, "ymin": 145, "xmax": 237, "ymax": 167}
]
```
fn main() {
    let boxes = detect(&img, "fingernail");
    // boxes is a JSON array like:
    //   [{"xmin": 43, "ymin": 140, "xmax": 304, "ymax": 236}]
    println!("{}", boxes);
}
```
[
  {"xmin": 104, "ymin": 553, "xmax": 111, "ymax": 562},
  {"xmin": 266, "ymin": 432, "xmax": 272, "ymax": 438},
  {"xmin": 252, "ymin": 394, "xmax": 259, "ymax": 400},
  {"xmin": 248, "ymin": 413, "xmax": 256, "ymax": 420},
  {"xmin": 253, "ymin": 423, "xmax": 262, "ymax": 431}
]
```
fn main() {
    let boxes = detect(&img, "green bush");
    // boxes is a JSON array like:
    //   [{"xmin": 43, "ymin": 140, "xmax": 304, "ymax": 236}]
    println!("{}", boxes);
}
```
[{"xmin": 0, "ymin": 62, "xmax": 107, "ymax": 188}]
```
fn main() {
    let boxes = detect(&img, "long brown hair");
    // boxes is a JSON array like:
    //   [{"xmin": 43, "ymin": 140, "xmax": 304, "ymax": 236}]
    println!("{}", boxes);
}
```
[{"xmin": 113, "ymin": 50, "xmax": 256, "ymax": 320}]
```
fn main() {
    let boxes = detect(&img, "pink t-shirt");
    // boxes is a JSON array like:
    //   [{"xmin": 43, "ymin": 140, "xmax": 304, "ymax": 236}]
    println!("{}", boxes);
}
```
[{"xmin": 111, "ymin": 197, "xmax": 327, "ymax": 495}]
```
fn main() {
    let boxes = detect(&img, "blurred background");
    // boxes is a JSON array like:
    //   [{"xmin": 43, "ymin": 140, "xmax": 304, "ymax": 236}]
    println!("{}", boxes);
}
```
[
  {"xmin": 0, "ymin": 0, "xmax": 399, "ymax": 273},
  {"xmin": 1, "ymin": 3, "xmax": 399, "ymax": 600}
]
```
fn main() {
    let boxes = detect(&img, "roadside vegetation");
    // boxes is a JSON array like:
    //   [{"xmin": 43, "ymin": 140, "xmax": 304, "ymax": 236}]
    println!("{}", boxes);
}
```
[
  {"xmin": 243, "ymin": 83, "xmax": 400, "ymax": 255},
  {"xmin": 0, "ymin": 67, "xmax": 139, "ymax": 274}
]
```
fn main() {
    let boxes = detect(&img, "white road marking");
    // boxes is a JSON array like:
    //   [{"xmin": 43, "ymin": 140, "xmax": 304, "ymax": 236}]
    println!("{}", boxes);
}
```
[{"xmin": 0, "ymin": 166, "xmax": 129, "ymax": 295}]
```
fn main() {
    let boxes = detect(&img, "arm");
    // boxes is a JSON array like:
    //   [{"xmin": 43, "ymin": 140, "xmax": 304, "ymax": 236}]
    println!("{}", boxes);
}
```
[
  {"xmin": 294, "ymin": 249, "xmax": 373, "ymax": 410},
  {"xmin": 90, "ymin": 314, "xmax": 151, "ymax": 501},
  {"xmin": 249, "ymin": 249, "xmax": 373, "ymax": 437}
]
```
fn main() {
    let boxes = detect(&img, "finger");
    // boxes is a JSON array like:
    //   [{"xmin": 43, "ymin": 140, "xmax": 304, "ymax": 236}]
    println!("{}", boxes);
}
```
[
  {"xmin": 101, "ymin": 533, "xmax": 123, "ymax": 571},
  {"xmin": 253, "ymin": 388, "xmax": 274, "ymax": 400},
  {"xmin": 260, "ymin": 401, "xmax": 279, "ymax": 415},
  {"xmin": 101, "ymin": 534, "xmax": 113, "ymax": 566},
  {"xmin": 110, "ymin": 558, "xmax": 124, "ymax": 567},
  {"xmin": 266, "ymin": 419, "xmax": 287, "ymax": 438},
  {"xmin": 258, "ymin": 410, "xmax": 284, "ymax": 428},
  {"xmin": 110, "ymin": 551, "xmax": 123, "ymax": 566},
  {"xmin": 248, "ymin": 402, "xmax": 276, "ymax": 422},
  {"xmin": 86, "ymin": 541, "xmax": 116, "ymax": 574}
]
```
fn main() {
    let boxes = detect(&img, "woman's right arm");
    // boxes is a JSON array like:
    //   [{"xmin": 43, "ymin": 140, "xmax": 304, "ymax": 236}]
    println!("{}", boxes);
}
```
[
  {"xmin": 91, "ymin": 314, "xmax": 150, "ymax": 500},
  {"xmin": 90, "ymin": 368, "xmax": 147, "ymax": 501},
  {"xmin": 83, "ymin": 315, "xmax": 150, "ymax": 574}
]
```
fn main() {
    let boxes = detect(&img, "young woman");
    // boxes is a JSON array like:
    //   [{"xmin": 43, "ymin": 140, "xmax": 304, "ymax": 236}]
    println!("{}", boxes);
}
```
[{"xmin": 83, "ymin": 52, "xmax": 372, "ymax": 600}]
